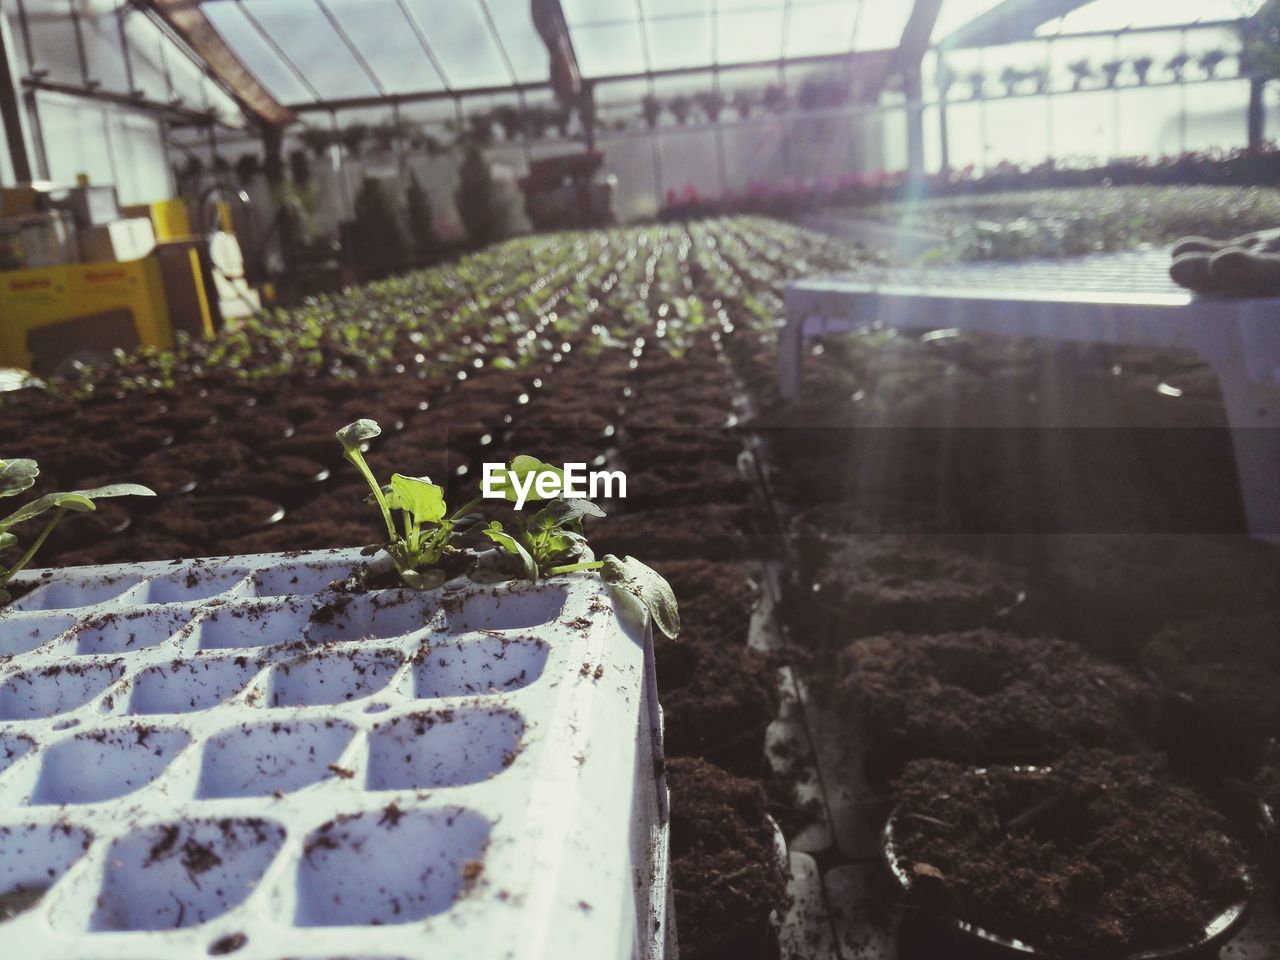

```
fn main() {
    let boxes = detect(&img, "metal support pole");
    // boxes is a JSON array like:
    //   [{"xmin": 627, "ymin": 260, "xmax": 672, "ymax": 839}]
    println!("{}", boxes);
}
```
[
  {"xmin": 935, "ymin": 48, "xmax": 949, "ymax": 172},
  {"xmin": 68, "ymin": 0, "xmax": 97, "ymax": 89},
  {"xmin": 0, "ymin": 14, "xmax": 33, "ymax": 181},
  {"xmin": 331, "ymin": 109, "xmax": 351, "ymax": 219},
  {"xmin": 118, "ymin": 4, "xmax": 140, "ymax": 98},
  {"xmin": 392, "ymin": 100, "xmax": 407, "ymax": 180}
]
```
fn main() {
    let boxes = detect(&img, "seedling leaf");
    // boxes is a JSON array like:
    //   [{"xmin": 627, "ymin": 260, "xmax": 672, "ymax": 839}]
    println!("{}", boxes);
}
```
[
  {"xmin": 74, "ymin": 483, "xmax": 156, "ymax": 501},
  {"xmin": 390, "ymin": 474, "xmax": 446, "ymax": 524},
  {"xmin": 602, "ymin": 554, "xmax": 680, "ymax": 640},
  {"xmin": 483, "ymin": 523, "xmax": 538, "ymax": 581},
  {"xmin": 493, "ymin": 455, "xmax": 565, "ymax": 503},
  {"xmin": 532, "ymin": 498, "xmax": 606, "ymax": 529},
  {"xmin": 0, "ymin": 460, "xmax": 38, "ymax": 498},
  {"xmin": 336, "ymin": 419, "xmax": 381, "ymax": 449}
]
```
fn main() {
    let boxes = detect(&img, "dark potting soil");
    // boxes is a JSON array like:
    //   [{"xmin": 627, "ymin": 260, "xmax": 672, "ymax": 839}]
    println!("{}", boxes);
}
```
[
  {"xmin": 1037, "ymin": 534, "xmax": 1279, "ymax": 661},
  {"xmin": 657, "ymin": 637, "xmax": 776, "ymax": 777},
  {"xmin": 1142, "ymin": 612, "xmax": 1280, "ymax": 736},
  {"xmin": 840, "ymin": 630, "xmax": 1155, "ymax": 763},
  {"xmin": 591, "ymin": 503, "xmax": 763, "ymax": 561},
  {"xmin": 134, "ymin": 495, "xmax": 285, "ymax": 548},
  {"xmin": 795, "ymin": 536, "xmax": 1025, "ymax": 641},
  {"xmin": 621, "ymin": 462, "xmax": 753, "ymax": 511},
  {"xmin": 666, "ymin": 756, "xmax": 788, "ymax": 960},
  {"xmin": 649, "ymin": 559, "xmax": 757, "ymax": 645},
  {"xmin": 890, "ymin": 750, "xmax": 1249, "ymax": 959}
]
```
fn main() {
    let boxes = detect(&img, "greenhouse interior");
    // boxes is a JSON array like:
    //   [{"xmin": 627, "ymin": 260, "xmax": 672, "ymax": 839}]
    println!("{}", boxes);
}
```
[{"xmin": 2, "ymin": 0, "xmax": 1280, "ymax": 957}]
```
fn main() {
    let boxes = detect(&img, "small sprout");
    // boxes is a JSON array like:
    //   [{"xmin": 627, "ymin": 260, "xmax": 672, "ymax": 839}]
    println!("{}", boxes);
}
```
[
  {"xmin": 0, "ymin": 458, "xmax": 154, "ymax": 603},
  {"xmin": 335, "ymin": 419, "xmax": 480, "ymax": 590}
]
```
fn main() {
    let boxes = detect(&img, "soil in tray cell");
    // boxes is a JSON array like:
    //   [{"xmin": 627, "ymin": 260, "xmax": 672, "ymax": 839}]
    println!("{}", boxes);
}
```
[
  {"xmin": 888, "ymin": 749, "xmax": 1250, "ymax": 960},
  {"xmin": 1142, "ymin": 611, "xmax": 1280, "ymax": 779},
  {"xmin": 649, "ymin": 559, "xmax": 757, "ymax": 646},
  {"xmin": 1036, "ymin": 533, "xmax": 1280, "ymax": 663},
  {"xmin": 787, "ymin": 534, "xmax": 1027, "ymax": 643},
  {"xmin": 666, "ymin": 756, "xmax": 787, "ymax": 960},
  {"xmin": 838, "ymin": 629, "xmax": 1156, "ymax": 766},
  {"xmin": 657, "ymin": 637, "xmax": 776, "ymax": 777}
]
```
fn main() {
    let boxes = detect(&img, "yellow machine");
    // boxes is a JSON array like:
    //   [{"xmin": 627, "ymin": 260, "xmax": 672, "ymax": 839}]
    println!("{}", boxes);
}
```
[
  {"xmin": 0, "ymin": 257, "xmax": 171, "ymax": 373},
  {"xmin": 0, "ymin": 199, "xmax": 215, "ymax": 374}
]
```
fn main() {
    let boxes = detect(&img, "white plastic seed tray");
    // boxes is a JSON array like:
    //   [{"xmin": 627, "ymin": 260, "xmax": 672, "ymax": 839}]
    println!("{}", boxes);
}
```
[{"xmin": 0, "ymin": 548, "xmax": 672, "ymax": 960}]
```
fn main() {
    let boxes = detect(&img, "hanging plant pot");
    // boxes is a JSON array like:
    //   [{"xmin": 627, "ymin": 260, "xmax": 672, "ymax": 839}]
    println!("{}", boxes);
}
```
[{"xmin": 882, "ymin": 754, "xmax": 1253, "ymax": 960}]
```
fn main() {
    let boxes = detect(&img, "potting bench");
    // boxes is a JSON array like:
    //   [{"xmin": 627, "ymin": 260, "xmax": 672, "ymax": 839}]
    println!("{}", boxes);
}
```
[{"xmin": 779, "ymin": 248, "xmax": 1280, "ymax": 543}]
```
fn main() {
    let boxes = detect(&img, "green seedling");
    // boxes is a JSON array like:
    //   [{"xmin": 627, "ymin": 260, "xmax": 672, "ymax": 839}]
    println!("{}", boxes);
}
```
[
  {"xmin": 479, "ymin": 456, "xmax": 680, "ymax": 639},
  {"xmin": 0, "ymin": 458, "xmax": 154, "ymax": 603},
  {"xmin": 335, "ymin": 419, "xmax": 482, "ymax": 589},
  {"xmin": 480, "ymin": 456, "xmax": 605, "ymax": 579}
]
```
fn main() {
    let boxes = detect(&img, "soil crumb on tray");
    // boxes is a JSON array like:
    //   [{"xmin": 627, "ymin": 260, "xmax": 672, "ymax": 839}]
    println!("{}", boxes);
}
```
[
  {"xmin": 889, "ymin": 750, "xmax": 1249, "ymax": 960},
  {"xmin": 840, "ymin": 629, "xmax": 1155, "ymax": 762},
  {"xmin": 667, "ymin": 757, "xmax": 788, "ymax": 960}
]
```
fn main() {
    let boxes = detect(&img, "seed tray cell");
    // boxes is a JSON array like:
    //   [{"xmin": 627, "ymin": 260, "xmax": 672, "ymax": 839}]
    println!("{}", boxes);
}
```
[{"xmin": 0, "ymin": 548, "xmax": 671, "ymax": 959}]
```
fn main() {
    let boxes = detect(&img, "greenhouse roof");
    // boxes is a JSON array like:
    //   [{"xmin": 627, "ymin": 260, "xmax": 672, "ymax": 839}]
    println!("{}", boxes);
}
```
[
  {"xmin": 167, "ymin": 0, "xmax": 1257, "ymax": 120},
  {"xmin": 192, "ymin": 0, "xmax": 923, "ymax": 112}
]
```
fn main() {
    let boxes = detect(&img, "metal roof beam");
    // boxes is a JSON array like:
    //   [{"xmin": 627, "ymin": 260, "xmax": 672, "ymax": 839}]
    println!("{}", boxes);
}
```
[
  {"xmin": 532, "ymin": 0, "xmax": 581, "ymax": 99},
  {"xmin": 146, "ymin": 0, "xmax": 295, "ymax": 124}
]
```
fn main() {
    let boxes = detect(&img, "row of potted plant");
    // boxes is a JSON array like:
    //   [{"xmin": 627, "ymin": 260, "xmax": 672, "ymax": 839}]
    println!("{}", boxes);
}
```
[
  {"xmin": 945, "ymin": 48, "xmax": 1242, "ymax": 100},
  {"xmin": 658, "ymin": 146, "xmax": 1280, "ymax": 219}
]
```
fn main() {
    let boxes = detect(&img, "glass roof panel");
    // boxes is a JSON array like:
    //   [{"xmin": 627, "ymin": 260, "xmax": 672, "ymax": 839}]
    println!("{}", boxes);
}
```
[
  {"xmin": 402, "ymin": 0, "xmax": 511, "ymax": 88},
  {"xmin": 645, "ymin": 0, "xmax": 712, "ymax": 18},
  {"xmin": 852, "ymin": 0, "xmax": 911, "ymax": 50},
  {"xmin": 717, "ymin": 8, "xmax": 786, "ymax": 64},
  {"xmin": 485, "ymin": 0, "xmax": 554, "ymax": 83},
  {"xmin": 238, "ymin": 0, "xmax": 378, "ymax": 100},
  {"xmin": 323, "ymin": 0, "xmax": 446, "ymax": 94},
  {"xmin": 786, "ymin": 3, "xmax": 860, "ymax": 58},
  {"xmin": 1038, "ymin": 0, "xmax": 1249, "ymax": 35},
  {"xmin": 561, "ymin": 0, "xmax": 635, "ymax": 28},
  {"xmin": 202, "ymin": 3, "xmax": 316, "ymax": 102},
  {"xmin": 645, "ymin": 13, "xmax": 713, "ymax": 72},
  {"xmin": 570, "ymin": 21, "xmax": 647, "ymax": 77},
  {"xmin": 931, "ymin": 0, "xmax": 1006, "ymax": 45}
]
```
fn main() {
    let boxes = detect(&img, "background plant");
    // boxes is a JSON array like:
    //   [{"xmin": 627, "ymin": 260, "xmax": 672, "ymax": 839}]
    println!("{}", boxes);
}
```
[{"xmin": 0, "ymin": 459, "xmax": 153, "ymax": 602}]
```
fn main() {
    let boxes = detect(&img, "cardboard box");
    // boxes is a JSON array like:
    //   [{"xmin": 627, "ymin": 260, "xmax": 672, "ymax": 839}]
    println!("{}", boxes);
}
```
[
  {"xmin": 57, "ymin": 185, "xmax": 120, "ymax": 228},
  {"xmin": 78, "ymin": 217, "xmax": 156, "ymax": 264},
  {"xmin": 153, "ymin": 238, "xmax": 216, "ymax": 339},
  {"xmin": 0, "ymin": 183, "xmax": 55, "ymax": 219},
  {"xmin": 0, "ymin": 213, "xmax": 77, "ymax": 270}
]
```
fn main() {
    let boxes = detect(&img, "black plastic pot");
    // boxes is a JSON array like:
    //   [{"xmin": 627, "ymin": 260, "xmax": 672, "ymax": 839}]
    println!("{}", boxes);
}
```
[
  {"xmin": 1145, "ymin": 679, "xmax": 1272, "ymax": 783},
  {"xmin": 882, "ymin": 785, "xmax": 1254, "ymax": 960}
]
